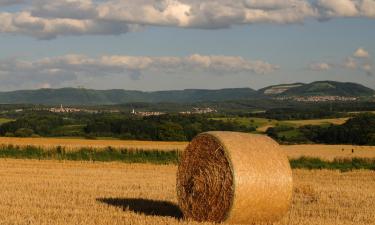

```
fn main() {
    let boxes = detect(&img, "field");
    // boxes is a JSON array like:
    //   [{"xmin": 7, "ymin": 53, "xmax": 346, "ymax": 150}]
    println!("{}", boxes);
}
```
[
  {"xmin": 212, "ymin": 117, "xmax": 349, "ymax": 133},
  {"xmin": 283, "ymin": 144, "xmax": 375, "ymax": 161},
  {"xmin": 1, "ymin": 137, "xmax": 375, "ymax": 161},
  {"xmin": 285, "ymin": 118, "xmax": 349, "ymax": 126},
  {"xmin": 0, "ymin": 137, "xmax": 188, "ymax": 151},
  {"xmin": 0, "ymin": 118, "xmax": 13, "ymax": 125},
  {"xmin": 0, "ymin": 159, "xmax": 374, "ymax": 225}
]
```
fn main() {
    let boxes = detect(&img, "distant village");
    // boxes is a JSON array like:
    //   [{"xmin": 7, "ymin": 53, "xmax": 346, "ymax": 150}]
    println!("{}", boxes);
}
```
[
  {"xmin": 275, "ymin": 96, "xmax": 358, "ymax": 102},
  {"xmin": 127, "ymin": 107, "xmax": 217, "ymax": 116},
  {"xmin": 47, "ymin": 105, "xmax": 217, "ymax": 116},
  {"xmin": 49, "ymin": 105, "xmax": 104, "ymax": 114}
]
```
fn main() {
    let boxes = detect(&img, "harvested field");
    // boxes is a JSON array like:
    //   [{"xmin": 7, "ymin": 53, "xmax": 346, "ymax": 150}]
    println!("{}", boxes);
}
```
[
  {"xmin": 0, "ymin": 137, "xmax": 188, "ymax": 151},
  {"xmin": 212, "ymin": 117, "xmax": 350, "ymax": 133},
  {"xmin": 0, "ymin": 159, "xmax": 374, "ymax": 225},
  {"xmin": 283, "ymin": 144, "xmax": 375, "ymax": 161},
  {"xmin": 284, "ymin": 118, "xmax": 349, "ymax": 126}
]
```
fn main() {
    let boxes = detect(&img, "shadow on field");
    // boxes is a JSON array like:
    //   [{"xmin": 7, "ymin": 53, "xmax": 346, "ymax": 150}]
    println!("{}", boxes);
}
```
[{"xmin": 97, "ymin": 198, "xmax": 183, "ymax": 219}]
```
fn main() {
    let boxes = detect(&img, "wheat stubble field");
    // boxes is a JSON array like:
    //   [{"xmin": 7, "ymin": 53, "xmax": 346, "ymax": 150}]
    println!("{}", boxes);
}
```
[{"xmin": 0, "ymin": 159, "xmax": 374, "ymax": 225}]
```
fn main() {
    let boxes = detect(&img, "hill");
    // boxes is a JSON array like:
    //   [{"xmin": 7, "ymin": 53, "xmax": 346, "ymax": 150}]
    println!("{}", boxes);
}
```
[
  {"xmin": 0, "ymin": 81, "xmax": 373, "ymax": 105},
  {"xmin": 260, "ymin": 81, "xmax": 374, "ymax": 97},
  {"xmin": 259, "ymin": 83, "xmax": 304, "ymax": 95},
  {"xmin": 0, "ymin": 88, "xmax": 258, "ymax": 105}
]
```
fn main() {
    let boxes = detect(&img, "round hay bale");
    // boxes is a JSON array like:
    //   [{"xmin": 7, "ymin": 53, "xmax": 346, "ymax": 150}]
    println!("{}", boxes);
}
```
[{"xmin": 176, "ymin": 131, "xmax": 293, "ymax": 224}]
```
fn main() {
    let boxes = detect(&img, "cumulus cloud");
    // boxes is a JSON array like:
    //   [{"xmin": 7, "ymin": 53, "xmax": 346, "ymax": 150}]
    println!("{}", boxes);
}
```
[
  {"xmin": 309, "ymin": 62, "xmax": 332, "ymax": 71},
  {"xmin": 354, "ymin": 47, "xmax": 370, "ymax": 58},
  {"xmin": 309, "ymin": 47, "xmax": 373, "ymax": 75},
  {"xmin": 0, "ymin": 0, "xmax": 374, "ymax": 38},
  {"xmin": 0, "ymin": 54, "xmax": 279, "ymax": 88},
  {"xmin": 344, "ymin": 57, "xmax": 358, "ymax": 69},
  {"xmin": 30, "ymin": 0, "xmax": 97, "ymax": 20},
  {"xmin": 362, "ymin": 63, "xmax": 373, "ymax": 76},
  {"xmin": 316, "ymin": 0, "xmax": 358, "ymax": 17},
  {"xmin": 359, "ymin": 0, "xmax": 375, "ymax": 17},
  {"xmin": 0, "ymin": 0, "xmax": 25, "ymax": 7},
  {"xmin": 0, "ymin": 11, "xmax": 134, "ymax": 39}
]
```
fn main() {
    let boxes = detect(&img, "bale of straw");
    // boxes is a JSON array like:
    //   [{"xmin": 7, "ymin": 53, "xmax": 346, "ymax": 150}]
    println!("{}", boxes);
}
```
[{"xmin": 176, "ymin": 131, "xmax": 293, "ymax": 224}]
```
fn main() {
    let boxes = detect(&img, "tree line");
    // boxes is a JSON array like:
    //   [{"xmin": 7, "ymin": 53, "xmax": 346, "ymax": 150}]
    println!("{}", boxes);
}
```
[
  {"xmin": 0, "ymin": 112, "xmax": 255, "ymax": 141},
  {"xmin": 267, "ymin": 113, "xmax": 375, "ymax": 145}
]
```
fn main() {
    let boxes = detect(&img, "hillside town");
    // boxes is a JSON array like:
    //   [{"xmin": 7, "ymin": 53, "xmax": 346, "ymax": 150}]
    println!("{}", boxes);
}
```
[
  {"xmin": 48, "ymin": 105, "xmax": 119, "ymax": 114},
  {"xmin": 275, "ymin": 96, "xmax": 359, "ymax": 102},
  {"xmin": 132, "ymin": 107, "xmax": 217, "ymax": 117}
]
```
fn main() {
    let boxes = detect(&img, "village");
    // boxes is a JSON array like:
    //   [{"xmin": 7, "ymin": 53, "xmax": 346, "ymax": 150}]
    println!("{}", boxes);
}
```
[
  {"xmin": 46, "ymin": 105, "xmax": 217, "ymax": 116},
  {"xmin": 275, "ymin": 95, "xmax": 359, "ymax": 102}
]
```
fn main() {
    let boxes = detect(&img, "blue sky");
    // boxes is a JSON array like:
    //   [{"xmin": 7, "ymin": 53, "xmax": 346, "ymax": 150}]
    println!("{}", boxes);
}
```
[{"xmin": 0, "ymin": 0, "xmax": 374, "ymax": 91}]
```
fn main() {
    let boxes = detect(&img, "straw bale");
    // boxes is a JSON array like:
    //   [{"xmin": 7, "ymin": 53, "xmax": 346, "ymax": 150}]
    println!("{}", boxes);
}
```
[{"xmin": 176, "ymin": 131, "xmax": 293, "ymax": 224}]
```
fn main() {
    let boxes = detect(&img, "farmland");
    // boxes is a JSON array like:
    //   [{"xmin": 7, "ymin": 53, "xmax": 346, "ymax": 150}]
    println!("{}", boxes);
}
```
[
  {"xmin": 0, "ymin": 159, "xmax": 373, "ymax": 225},
  {"xmin": 283, "ymin": 144, "xmax": 375, "ymax": 161},
  {"xmin": 0, "ymin": 137, "xmax": 188, "ymax": 151},
  {"xmin": 212, "ymin": 117, "xmax": 349, "ymax": 133},
  {"xmin": 0, "ymin": 118, "xmax": 13, "ymax": 125},
  {"xmin": 1, "ymin": 137, "xmax": 375, "ymax": 160}
]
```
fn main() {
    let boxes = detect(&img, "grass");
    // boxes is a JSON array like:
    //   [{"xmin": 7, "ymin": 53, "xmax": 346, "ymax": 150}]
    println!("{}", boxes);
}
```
[
  {"xmin": 0, "ymin": 117, "xmax": 13, "ymax": 125},
  {"xmin": 0, "ymin": 144, "xmax": 374, "ymax": 171},
  {"xmin": 211, "ymin": 117, "xmax": 280, "ymax": 132},
  {"xmin": 51, "ymin": 124, "xmax": 86, "ymax": 136},
  {"xmin": 290, "ymin": 157, "xmax": 375, "ymax": 172},
  {"xmin": 0, "ymin": 145, "xmax": 179, "ymax": 164},
  {"xmin": 0, "ymin": 136, "xmax": 188, "ymax": 151},
  {"xmin": 278, "ymin": 129, "xmax": 303, "ymax": 138}
]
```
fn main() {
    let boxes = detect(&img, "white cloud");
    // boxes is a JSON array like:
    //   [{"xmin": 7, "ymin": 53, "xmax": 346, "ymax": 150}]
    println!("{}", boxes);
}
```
[
  {"xmin": 344, "ymin": 57, "xmax": 358, "ymax": 69},
  {"xmin": 39, "ymin": 83, "xmax": 52, "ymax": 89},
  {"xmin": 0, "ymin": 11, "xmax": 134, "ymax": 39},
  {"xmin": 317, "ymin": 0, "xmax": 358, "ymax": 17},
  {"xmin": 309, "ymin": 62, "xmax": 332, "ymax": 71},
  {"xmin": 31, "ymin": 0, "xmax": 97, "ymax": 20},
  {"xmin": 362, "ymin": 63, "xmax": 373, "ymax": 75},
  {"xmin": 0, "ymin": 54, "xmax": 279, "ymax": 88},
  {"xmin": 309, "ymin": 47, "xmax": 373, "ymax": 75},
  {"xmin": 359, "ymin": 0, "xmax": 375, "ymax": 17},
  {"xmin": 0, "ymin": 0, "xmax": 374, "ymax": 38},
  {"xmin": 0, "ymin": 0, "xmax": 25, "ymax": 7},
  {"xmin": 354, "ymin": 47, "xmax": 370, "ymax": 58}
]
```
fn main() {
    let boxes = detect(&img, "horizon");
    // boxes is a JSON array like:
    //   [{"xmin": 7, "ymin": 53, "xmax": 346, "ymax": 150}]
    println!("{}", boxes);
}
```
[{"xmin": 0, "ymin": 79, "xmax": 373, "ymax": 93}]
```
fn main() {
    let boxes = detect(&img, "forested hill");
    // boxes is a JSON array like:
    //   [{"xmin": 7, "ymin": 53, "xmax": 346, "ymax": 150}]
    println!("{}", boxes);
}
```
[
  {"xmin": 0, "ymin": 88, "xmax": 259, "ymax": 105},
  {"xmin": 0, "ymin": 81, "xmax": 373, "ymax": 105},
  {"xmin": 260, "ymin": 81, "xmax": 375, "ymax": 97}
]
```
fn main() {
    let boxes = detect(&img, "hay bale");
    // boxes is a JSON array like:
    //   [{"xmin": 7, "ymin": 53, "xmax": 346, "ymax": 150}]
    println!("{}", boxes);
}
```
[{"xmin": 176, "ymin": 131, "xmax": 293, "ymax": 224}]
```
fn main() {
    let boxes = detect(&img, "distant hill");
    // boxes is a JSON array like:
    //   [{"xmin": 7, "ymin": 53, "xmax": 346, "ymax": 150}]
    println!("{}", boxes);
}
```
[
  {"xmin": 259, "ymin": 83, "xmax": 304, "ymax": 95},
  {"xmin": 0, "ymin": 88, "xmax": 259, "ymax": 105},
  {"xmin": 0, "ymin": 81, "xmax": 373, "ymax": 105},
  {"xmin": 260, "ymin": 81, "xmax": 374, "ymax": 97}
]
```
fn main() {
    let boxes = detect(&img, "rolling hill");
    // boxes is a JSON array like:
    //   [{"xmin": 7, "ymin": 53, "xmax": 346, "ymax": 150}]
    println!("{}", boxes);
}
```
[
  {"xmin": 0, "ymin": 88, "xmax": 259, "ymax": 105},
  {"xmin": 0, "ymin": 81, "xmax": 373, "ymax": 105},
  {"xmin": 260, "ymin": 81, "xmax": 375, "ymax": 97}
]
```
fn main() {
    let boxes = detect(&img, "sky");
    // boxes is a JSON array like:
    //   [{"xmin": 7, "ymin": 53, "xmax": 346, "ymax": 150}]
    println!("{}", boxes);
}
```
[{"xmin": 0, "ymin": 0, "xmax": 374, "ymax": 91}]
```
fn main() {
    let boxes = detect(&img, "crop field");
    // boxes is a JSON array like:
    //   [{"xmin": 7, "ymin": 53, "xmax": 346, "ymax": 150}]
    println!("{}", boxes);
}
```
[
  {"xmin": 212, "ymin": 117, "xmax": 349, "ymax": 133},
  {"xmin": 283, "ymin": 144, "xmax": 375, "ymax": 161},
  {"xmin": 0, "ymin": 137, "xmax": 188, "ymax": 151},
  {"xmin": 285, "ymin": 118, "xmax": 349, "ymax": 127},
  {"xmin": 0, "ymin": 159, "xmax": 373, "ymax": 225},
  {"xmin": 1, "ymin": 137, "xmax": 375, "ymax": 161}
]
